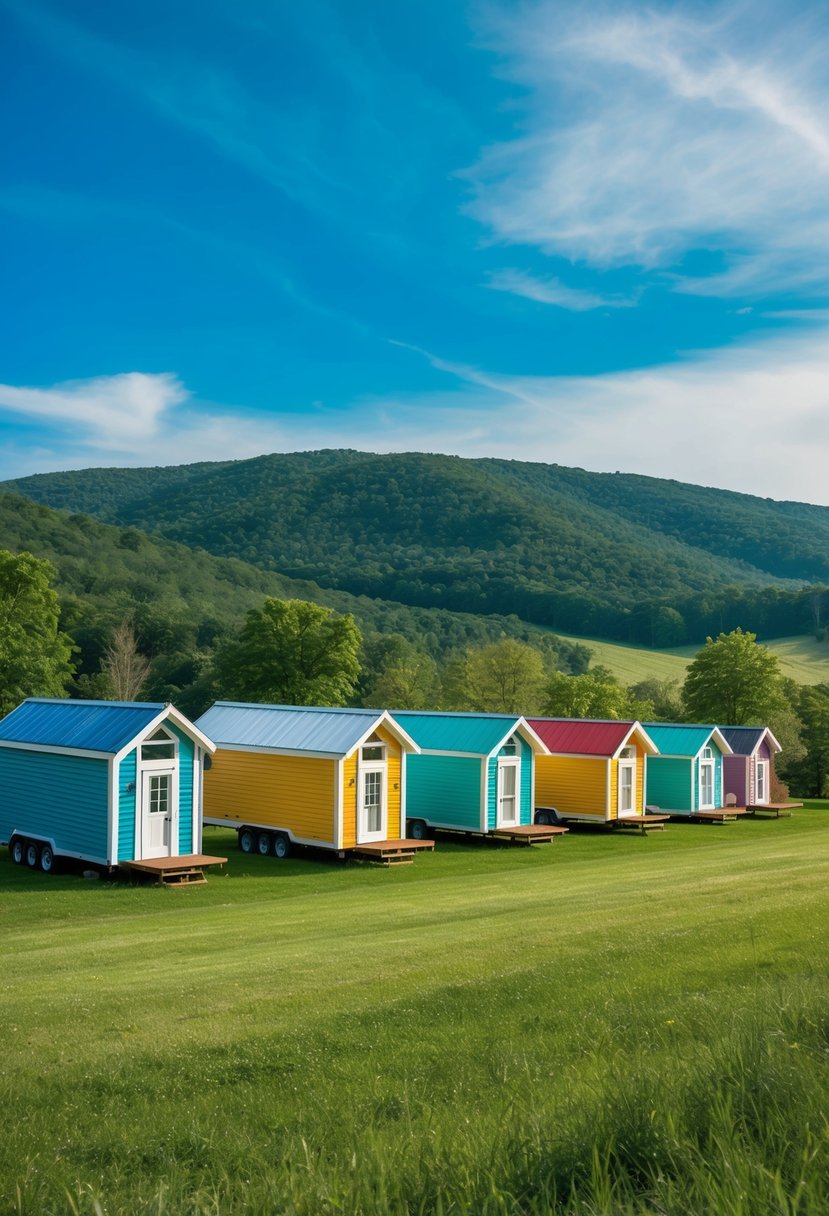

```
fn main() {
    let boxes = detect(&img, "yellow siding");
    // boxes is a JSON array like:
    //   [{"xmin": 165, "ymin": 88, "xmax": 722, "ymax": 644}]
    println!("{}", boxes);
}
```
[
  {"xmin": 609, "ymin": 761, "xmax": 618, "ymax": 820},
  {"xmin": 204, "ymin": 749, "xmax": 337, "ymax": 845},
  {"xmin": 341, "ymin": 725, "xmax": 404, "ymax": 847},
  {"xmin": 636, "ymin": 752, "xmax": 645, "ymax": 813},
  {"xmin": 608, "ymin": 748, "xmax": 646, "ymax": 820},
  {"xmin": 535, "ymin": 755, "xmax": 608, "ymax": 818}
]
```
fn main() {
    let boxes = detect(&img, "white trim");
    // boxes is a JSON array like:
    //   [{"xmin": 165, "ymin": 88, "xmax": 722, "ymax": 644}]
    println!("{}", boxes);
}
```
[
  {"xmin": 643, "ymin": 752, "xmax": 648, "ymax": 812},
  {"xmin": 108, "ymin": 756, "xmax": 119, "ymax": 865},
  {"xmin": 112, "ymin": 706, "xmax": 214, "ymax": 764},
  {"xmin": 755, "ymin": 758, "xmax": 770, "ymax": 804},
  {"xmin": 137, "ymin": 764, "xmax": 178, "ymax": 860},
  {"xmin": 0, "ymin": 740, "xmax": 111, "ymax": 760},
  {"xmin": 480, "ymin": 758, "xmax": 488, "ymax": 833},
  {"xmin": 496, "ymin": 756, "xmax": 521, "ymax": 828},
  {"xmin": 530, "ymin": 748, "xmax": 536, "ymax": 823},
  {"xmin": 707, "ymin": 728, "xmax": 733, "ymax": 756},
  {"xmin": 514, "ymin": 717, "xmax": 549, "ymax": 754},
  {"xmin": 750, "ymin": 729, "xmax": 782, "ymax": 756},
  {"xmin": 421, "ymin": 747, "xmax": 490, "ymax": 759},
  {"xmin": 399, "ymin": 750, "xmax": 407, "ymax": 837},
  {"xmin": 605, "ymin": 758, "xmax": 612, "ymax": 820},
  {"xmin": 698, "ymin": 758, "xmax": 715, "ymax": 810},
  {"xmin": 334, "ymin": 759, "xmax": 343, "ymax": 849},
  {"xmin": 208, "ymin": 741, "xmax": 344, "ymax": 760},
  {"xmin": 203, "ymin": 818, "xmax": 337, "ymax": 850},
  {"xmin": 617, "ymin": 757, "xmax": 637, "ymax": 817},
  {"xmin": 192, "ymin": 747, "xmax": 201, "ymax": 853},
  {"xmin": 356, "ymin": 758, "xmax": 388, "ymax": 843},
  {"xmin": 690, "ymin": 763, "xmax": 696, "ymax": 809},
  {"xmin": 353, "ymin": 711, "xmax": 420, "ymax": 755},
  {"xmin": 613, "ymin": 722, "xmax": 658, "ymax": 759}
]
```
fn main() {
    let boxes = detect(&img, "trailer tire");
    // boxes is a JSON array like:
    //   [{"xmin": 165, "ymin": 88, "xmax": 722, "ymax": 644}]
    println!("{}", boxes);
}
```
[
  {"xmin": 273, "ymin": 833, "xmax": 290, "ymax": 859},
  {"xmin": 535, "ymin": 810, "xmax": 552, "ymax": 826},
  {"xmin": 39, "ymin": 844, "xmax": 57, "ymax": 874},
  {"xmin": 26, "ymin": 842, "xmax": 40, "ymax": 868},
  {"xmin": 408, "ymin": 819, "xmax": 429, "ymax": 841},
  {"xmin": 10, "ymin": 836, "xmax": 25, "ymax": 865},
  {"xmin": 257, "ymin": 832, "xmax": 272, "ymax": 856},
  {"xmin": 238, "ymin": 828, "xmax": 255, "ymax": 854}
]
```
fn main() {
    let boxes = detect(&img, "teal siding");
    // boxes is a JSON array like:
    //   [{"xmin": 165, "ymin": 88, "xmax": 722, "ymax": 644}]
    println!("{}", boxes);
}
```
[
  {"xmin": 519, "ymin": 735, "xmax": 532, "ymax": 826},
  {"xmin": 693, "ymin": 751, "xmax": 723, "ymax": 811},
  {"xmin": 646, "ymin": 757, "xmax": 693, "ymax": 812},
  {"xmin": 405, "ymin": 754, "xmax": 483, "ymax": 830},
  {"xmin": 0, "ymin": 747, "xmax": 110, "ymax": 859},
  {"xmin": 117, "ymin": 748, "xmax": 137, "ymax": 861},
  {"xmin": 167, "ymin": 723, "xmax": 195, "ymax": 853},
  {"xmin": 486, "ymin": 756, "xmax": 497, "ymax": 829},
  {"xmin": 487, "ymin": 736, "xmax": 532, "ymax": 829}
]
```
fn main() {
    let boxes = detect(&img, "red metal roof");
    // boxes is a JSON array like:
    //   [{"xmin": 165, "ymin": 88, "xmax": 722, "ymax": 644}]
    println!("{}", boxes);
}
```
[{"xmin": 527, "ymin": 718, "xmax": 637, "ymax": 756}]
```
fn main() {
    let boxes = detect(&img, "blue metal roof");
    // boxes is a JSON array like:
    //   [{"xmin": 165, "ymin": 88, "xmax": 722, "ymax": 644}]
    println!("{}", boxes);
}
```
[
  {"xmin": 644, "ymin": 723, "xmax": 723, "ymax": 758},
  {"xmin": 0, "ymin": 699, "xmax": 167, "ymax": 754},
  {"xmin": 393, "ymin": 711, "xmax": 524, "ymax": 755},
  {"xmin": 720, "ymin": 726, "xmax": 767, "ymax": 755},
  {"xmin": 194, "ymin": 702, "xmax": 397, "ymax": 756}
]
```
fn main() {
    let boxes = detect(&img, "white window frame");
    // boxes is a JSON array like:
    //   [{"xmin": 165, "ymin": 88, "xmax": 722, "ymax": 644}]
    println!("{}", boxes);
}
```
[
  {"xmin": 617, "ymin": 756, "xmax": 636, "ymax": 817},
  {"xmin": 137, "ymin": 724, "xmax": 179, "ymax": 859},
  {"xmin": 357, "ymin": 751, "xmax": 387, "ymax": 843},
  {"xmin": 755, "ymin": 759, "xmax": 769, "ymax": 804},
  {"xmin": 497, "ymin": 756, "xmax": 521, "ymax": 827}
]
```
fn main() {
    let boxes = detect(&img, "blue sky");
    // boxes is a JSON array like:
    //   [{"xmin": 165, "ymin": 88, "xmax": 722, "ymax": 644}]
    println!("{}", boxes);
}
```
[{"xmin": 3, "ymin": 0, "xmax": 829, "ymax": 501}]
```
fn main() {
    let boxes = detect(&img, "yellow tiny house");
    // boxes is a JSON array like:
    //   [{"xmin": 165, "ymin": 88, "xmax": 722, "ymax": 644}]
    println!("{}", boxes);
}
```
[
  {"xmin": 195, "ymin": 703, "xmax": 419, "ymax": 858},
  {"xmin": 527, "ymin": 719, "xmax": 657, "ymax": 824}
]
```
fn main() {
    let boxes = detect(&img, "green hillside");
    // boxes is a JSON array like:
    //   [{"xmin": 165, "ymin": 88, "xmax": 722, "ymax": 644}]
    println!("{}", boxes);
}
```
[{"xmin": 7, "ymin": 450, "xmax": 829, "ymax": 646}]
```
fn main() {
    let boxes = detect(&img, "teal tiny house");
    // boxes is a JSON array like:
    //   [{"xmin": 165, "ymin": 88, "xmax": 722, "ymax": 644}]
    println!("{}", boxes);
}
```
[
  {"xmin": 643, "ymin": 724, "xmax": 732, "ymax": 815},
  {"xmin": 393, "ymin": 712, "xmax": 547, "ymax": 837},
  {"xmin": 0, "ymin": 699, "xmax": 215, "ymax": 873}
]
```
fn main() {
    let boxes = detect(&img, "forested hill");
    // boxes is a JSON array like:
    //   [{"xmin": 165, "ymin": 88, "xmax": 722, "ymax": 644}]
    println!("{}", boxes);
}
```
[{"xmin": 6, "ymin": 450, "xmax": 829, "ymax": 644}]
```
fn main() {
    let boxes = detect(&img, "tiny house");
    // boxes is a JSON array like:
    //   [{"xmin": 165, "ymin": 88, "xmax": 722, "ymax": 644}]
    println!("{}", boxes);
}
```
[
  {"xmin": 195, "ymin": 702, "xmax": 421, "ymax": 856},
  {"xmin": 0, "ymin": 698, "xmax": 215, "ymax": 872},
  {"xmin": 392, "ymin": 712, "xmax": 547, "ymax": 837},
  {"xmin": 642, "ymin": 724, "xmax": 732, "ymax": 815},
  {"xmin": 720, "ymin": 726, "xmax": 781, "ymax": 807},
  {"xmin": 527, "ymin": 718, "xmax": 658, "ymax": 823}
]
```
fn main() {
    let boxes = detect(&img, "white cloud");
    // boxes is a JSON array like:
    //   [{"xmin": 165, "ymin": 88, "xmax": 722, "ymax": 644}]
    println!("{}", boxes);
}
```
[
  {"xmin": 468, "ymin": 1, "xmax": 829, "ymax": 298},
  {"xmin": 486, "ymin": 268, "xmax": 634, "ymax": 310}
]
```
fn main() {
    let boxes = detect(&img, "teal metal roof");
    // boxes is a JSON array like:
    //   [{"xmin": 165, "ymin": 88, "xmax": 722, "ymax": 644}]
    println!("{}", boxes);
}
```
[
  {"xmin": 393, "ymin": 711, "xmax": 525, "ymax": 755},
  {"xmin": 195, "ymin": 702, "xmax": 413, "ymax": 757},
  {"xmin": 644, "ymin": 723, "xmax": 725, "ymax": 758},
  {"xmin": 0, "ymin": 698, "xmax": 167, "ymax": 754}
]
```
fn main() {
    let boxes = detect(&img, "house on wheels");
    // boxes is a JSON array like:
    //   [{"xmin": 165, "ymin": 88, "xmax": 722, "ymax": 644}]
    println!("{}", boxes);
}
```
[
  {"xmin": 195, "ymin": 702, "xmax": 430, "ymax": 863},
  {"xmin": 526, "ymin": 718, "xmax": 659, "ymax": 825},
  {"xmin": 0, "ymin": 698, "xmax": 216, "ymax": 875},
  {"xmin": 642, "ymin": 724, "xmax": 732, "ymax": 816},
  {"xmin": 392, "ymin": 711, "xmax": 556, "ymax": 843},
  {"xmin": 720, "ymin": 726, "xmax": 781, "ymax": 808}
]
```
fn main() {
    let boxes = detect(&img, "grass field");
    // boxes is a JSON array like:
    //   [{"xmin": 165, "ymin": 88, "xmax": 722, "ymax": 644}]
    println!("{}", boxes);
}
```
[
  {"xmin": 3, "ymin": 811, "xmax": 829, "ymax": 1215},
  {"xmin": 557, "ymin": 631, "xmax": 829, "ymax": 687}
]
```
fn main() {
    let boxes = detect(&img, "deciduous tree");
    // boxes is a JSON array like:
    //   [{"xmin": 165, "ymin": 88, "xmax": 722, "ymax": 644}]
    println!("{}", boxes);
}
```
[
  {"xmin": 0, "ymin": 550, "xmax": 74, "ymax": 715},
  {"xmin": 682, "ymin": 628, "xmax": 785, "ymax": 725},
  {"xmin": 443, "ymin": 638, "xmax": 547, "ymax": 714}
]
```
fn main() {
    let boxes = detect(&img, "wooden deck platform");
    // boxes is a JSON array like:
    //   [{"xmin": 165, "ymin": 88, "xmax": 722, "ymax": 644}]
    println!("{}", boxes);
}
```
[
  {"xmin": 613, "ymin": 814, "xmax": 670, "ymax": 835},
  {"xmin": 663, "ymin": 808, "xmax": 747, "ymax": 824},
  {"xmin": 744, "ymin": 802, "xmax": 802, "ymax": 818},
  {"xmin": 120, "ymin": 854, "xmax": 228, "ymax": 887},
  {"xmin": 350, "ymin": 838, "xmax": 436, "ymax": 866},
  {"xmin": 490, "ymin": 824, "xmax": 569, "ymax": 846}
]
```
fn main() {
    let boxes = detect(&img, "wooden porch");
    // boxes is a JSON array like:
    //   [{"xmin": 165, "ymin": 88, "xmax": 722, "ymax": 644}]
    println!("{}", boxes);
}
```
[
  {"xmin": 613, "ymin": 813, "xmax": 670, "ymax": 835},
  {"xmin": 350, "ymin": 838, "xmax": 436, "ymax": 866},
  {"xmin": 120, "ymin": 854, "xmax": 228, "ymax": 887},
  {"xmin": 745, "ymin": 802, "xmax": 802, "ymax": 818},
  {"xmin": 489, "ymin": 824, "xmax": 568, "ymax": 846},
  {"xmin": 688, "ymin": 808, "xmax": 746, "ymax": 823}
]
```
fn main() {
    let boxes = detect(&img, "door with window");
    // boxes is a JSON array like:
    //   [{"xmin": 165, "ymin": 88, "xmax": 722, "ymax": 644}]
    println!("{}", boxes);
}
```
[
  {"xmin": 699, "ymin": 747, "xmax": 715, "ymax": 809},
  {"xmin": 755, "ymin": 760, "xmax": 769, "ymax": 804},
  {"xmin": 617, "ymin": 747, "xmax": 636, "ymax": 817},
  {"xmin": 141, "ymin": 769, "xmax": 175, "ymax": 858},
  {"xmin": 357, "ymin": 744, "xmax": 387, "ymax": 843},
  {"xmin": 497, "ymin": 759, "xmax": 520, "ymax": 827}
]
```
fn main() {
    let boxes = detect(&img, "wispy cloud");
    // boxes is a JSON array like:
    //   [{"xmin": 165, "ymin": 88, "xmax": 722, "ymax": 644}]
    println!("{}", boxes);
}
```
[
  {"xmin": 468, "ymin": 1, "xmax": 829, "ymax": 298},
  {"xmin": 486, "ymin": 268, "xmax": 635, "ymax": 310}
]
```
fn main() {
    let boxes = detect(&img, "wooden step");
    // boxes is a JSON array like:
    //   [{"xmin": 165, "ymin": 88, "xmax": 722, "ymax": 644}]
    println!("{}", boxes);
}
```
[
  {"xmin": 613, "ymin": 814, "xmax": 669, "ymax": 834},
  {"xmin": 490, "ymin": 825, "xmax": 569, "ymax": 846}
]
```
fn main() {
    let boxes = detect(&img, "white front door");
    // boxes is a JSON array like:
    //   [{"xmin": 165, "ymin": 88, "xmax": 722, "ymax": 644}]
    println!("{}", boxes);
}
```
[
  {"xmin": 756, "ymin": 760, "xmax": 769, "ymax": 804},
  {"xmin": 358, "ymin": 764, "xmax": 387, "ymax": 843},
  {"xmin": 141, "ymin": 769, "xmax": 175, "ymax": 859},
  {"xmin": 699, "ymin": 761, "xmax": 715, "ymax": 809},
  {"xmin": 497, "ymin": 759, "xmax": 520, "ymax": 826},
  {"xmin": 617, "ymin": 761, "xmax": 636, "ymax": 817}
]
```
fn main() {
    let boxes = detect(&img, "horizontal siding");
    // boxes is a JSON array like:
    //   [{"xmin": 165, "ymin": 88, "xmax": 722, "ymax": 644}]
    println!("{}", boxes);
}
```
[
  {"xmin": 486, "ymin": 756, "xmax": 496, "ymax": 830},
  {"xmin": 487, "ymin": 735, "xmax": 532, "ymax": 830},
  {"xmin": 519, "ymin": 735, "xmax": 532, "ymax": 826},
  {"xmin": 535, "ymin": 755, "xmax": 607, "ymax": 818},
  {"xmin": 117, "ymin": 748, "xmax": 137, "ymax": 861},
  {"xmin": 377, "ymin": 724, "xmax": 403, "ymax": 839},
  {"xmin": 166, "ymin": 723, "xmax": 195, "ymax": 854},
  {"xmin": 342, "ymin": 752, "xmax": 357, "ymax": 848},
  {"xmin": 722, "ymin": 755, "xmax": 748, "ymax": 804},
  {"xmin": 647, "ymin": 757, "xmax": 692, "ymax": 812},
  {"xmin": 204, "ymin": 749, "xmax": 337, "ymax": 846},
  {"xmin": 0, "ymin": 747, "xmax": 109, "ymax": 858},
  {"xmin": 406, "ymin": 754, "xmax": 483, "ymax": 830}
]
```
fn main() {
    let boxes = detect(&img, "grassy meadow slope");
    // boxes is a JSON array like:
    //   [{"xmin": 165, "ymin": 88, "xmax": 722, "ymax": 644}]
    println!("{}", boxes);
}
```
[
  {"xmin": 2, "ymin": 812, "xmax": 828, "ymax": 1213},
  {"xmin": 9, "ymin": 451, "xmax": 829, "ymax": 646}
]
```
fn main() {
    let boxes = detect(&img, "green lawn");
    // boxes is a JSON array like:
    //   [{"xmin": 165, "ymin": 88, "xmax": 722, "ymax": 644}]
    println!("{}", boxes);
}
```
[
  {"xmin": 3, "ymin": 812, "xmax": 829, "ymax": 1214},
  {"xmin": 557, "ymin": 630, "xmax": 829, "ymax": 687}
]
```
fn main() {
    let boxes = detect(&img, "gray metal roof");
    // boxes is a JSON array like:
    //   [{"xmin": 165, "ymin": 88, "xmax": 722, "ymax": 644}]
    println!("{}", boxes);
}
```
[
  {"xmin": 194, "ymin": 702, "xmax": 396, "ymax": 756},
  {"xmin": 0, "ymin": 698, "xmax": 167, "ymax": 754}
]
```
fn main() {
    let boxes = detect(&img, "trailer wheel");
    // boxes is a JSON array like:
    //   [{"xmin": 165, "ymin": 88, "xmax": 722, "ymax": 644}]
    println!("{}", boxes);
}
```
[
  {"xmin": 10, "ymin": 836, "xmax": 24, "ymax": 865},
  {"xmin": 40, "ymin": 845, "xmax": 56, "ymax": 874},
  {"xmin": 238, "ymin": 828, "xmax": 255, "ymax": 854},
  {"xmin": 535, "ymin": 810, "xmax": 552, "ymax": 826},
  {"xmin": 273, "ymin": 833, "xmax": 290, "ymax": 859},
  {"xmin": 257, "ymin": 832, "xmax": 272, "ymax": 856},
  {"xmin": 408, "ymin": 819, "xmax": 429, "ymax": 841},
  {"xmin": 26, "ymin": 842, "xmax": 40, "ymax": 868}
]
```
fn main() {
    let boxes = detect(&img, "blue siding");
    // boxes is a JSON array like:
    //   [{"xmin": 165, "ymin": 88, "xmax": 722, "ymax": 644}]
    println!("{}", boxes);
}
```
[
  {"xmin": 647, "ymin": 757, "xmax": 693, "ymax": 812},
  {"xmin": 167, "ymin": 723, "xmax": 195, "ymax": 853},
  {"xmin": 0, "ymin": 747, "xmax": 110, "ymax": 859},
  {"xmin": 487, "ymin": 736, "xmax": 532, "ymax": 829},
  {"xmin": 405, "ymin": 754, "xmax": 483, "ymax": 829},
  {"xmin": 519, "ymin": 735, "xmax": 532, "ymax": 825},
  {"xmin": 486, "ymin": 756, "xmax": 497, "ymax": 829},
  {"xmin": 117, "ymin": 748, "xmax": 137, "ymax": 861}
]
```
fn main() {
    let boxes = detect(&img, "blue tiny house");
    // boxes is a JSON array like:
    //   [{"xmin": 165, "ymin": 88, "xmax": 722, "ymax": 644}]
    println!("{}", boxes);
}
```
[
  {"xmin": 393, "ymin": 712, "xmax": 546, "ymax": 837},
  {"xmin": 643, "ymin": 724, "xmax": 732, "ymax": 815},
  {"xmin": 0, "ymin": 699, "xmax": 215, "ymax": 873}
]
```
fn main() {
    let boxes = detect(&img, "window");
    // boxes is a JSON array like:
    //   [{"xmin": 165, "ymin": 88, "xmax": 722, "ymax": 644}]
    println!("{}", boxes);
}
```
[
  {"xmin": 501, "ymin": 735, "xmax": 518, "ymax": 756},
  {"xmin": 361, "ymin": 745, "xmax": 385, "ymax": 762},
  {"xmin": 619, "ymin": 746, "xmax": 635, "ymax": 760},
  {"xmin": 141, "ymin": 727, "xmax": 176, "ymax": 762},
  {"xmin": 702, "ymin": 747, "xmax": 714, "ymax": 760}
]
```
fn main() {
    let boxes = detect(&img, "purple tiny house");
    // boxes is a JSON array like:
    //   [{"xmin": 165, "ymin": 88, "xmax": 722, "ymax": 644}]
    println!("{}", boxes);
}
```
[{"xmin": 719, "ymin": 727, "xmax": 781, "ymax": 806}]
